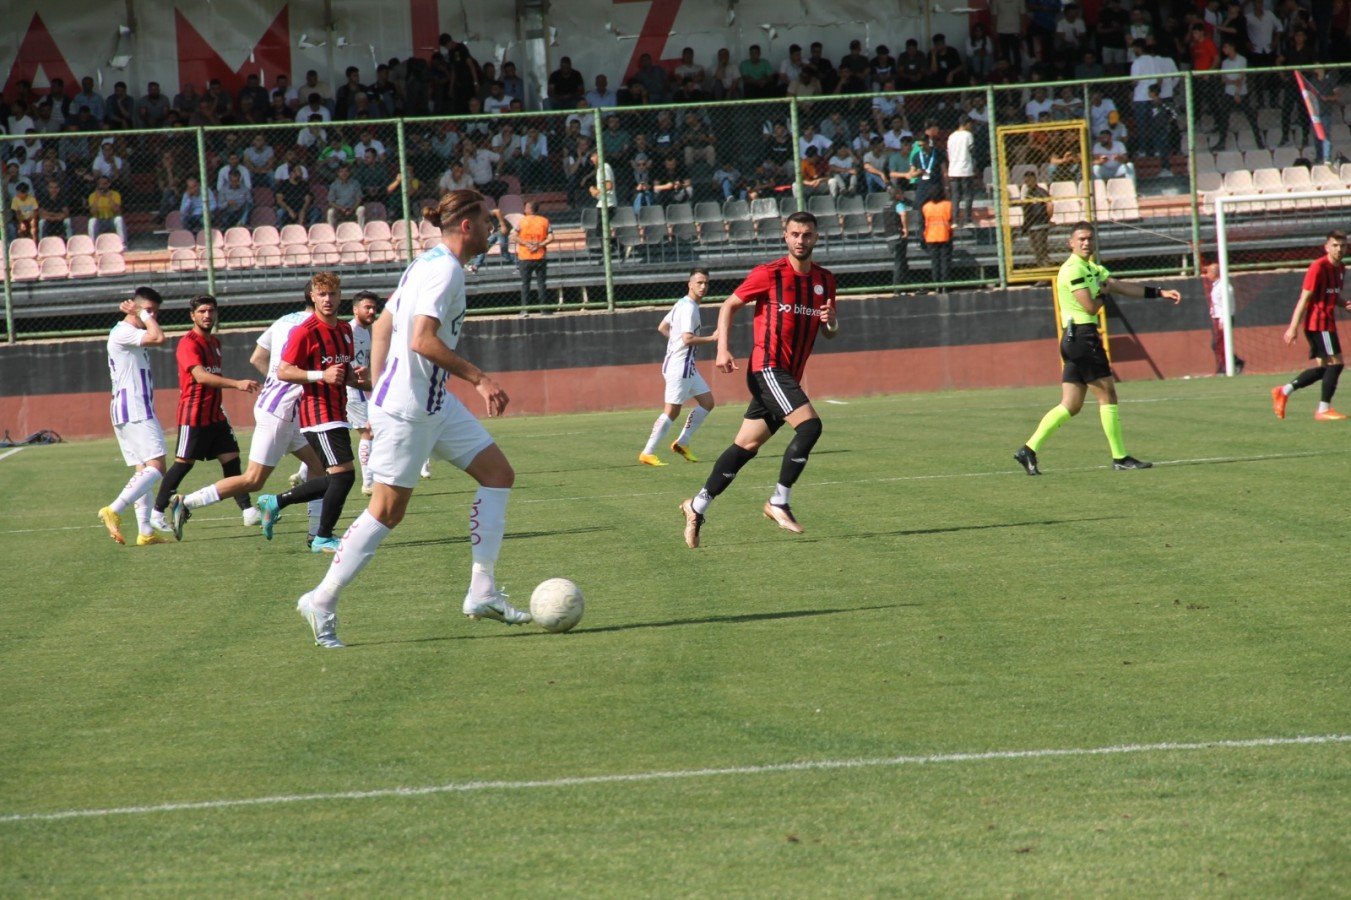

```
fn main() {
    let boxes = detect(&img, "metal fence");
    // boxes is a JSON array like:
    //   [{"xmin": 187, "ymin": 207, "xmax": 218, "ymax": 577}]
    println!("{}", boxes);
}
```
[{"xmin": 2, "ymin": 62, "xmax": 1348, "ymax": 342}]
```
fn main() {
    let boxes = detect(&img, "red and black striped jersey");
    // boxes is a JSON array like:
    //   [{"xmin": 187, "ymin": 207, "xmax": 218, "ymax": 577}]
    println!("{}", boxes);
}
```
[
  {"xmin": 175, "ymin": 329, "xmax": 226, "ymax": 426},
  {"xmin": 1301, "ymin": 255, "xmax": 1345, "ymax": 332},
  {"xmin": 734, "ymin": 257, "xmax": 837, "ymax": 382},
  {"xmin": 281, "ymin": 315, "xmax": 355, "ymax": 429}
]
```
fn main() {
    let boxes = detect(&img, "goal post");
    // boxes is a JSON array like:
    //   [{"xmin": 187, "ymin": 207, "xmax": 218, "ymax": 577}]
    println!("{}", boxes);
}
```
[{"xmin": 1214, "ymin": 189, "xmax": 1351, "ymax": 377}]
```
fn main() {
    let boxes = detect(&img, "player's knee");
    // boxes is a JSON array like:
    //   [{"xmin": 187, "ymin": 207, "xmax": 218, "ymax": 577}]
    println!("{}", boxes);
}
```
[
  {"xmin": 790, "ymin": 417, "xmax": 823, "ymax": 453},
  {"xmin": 480, "ymin": 460, "xmax": 515, "ymax": 489},
  {"xmin": 330, "ymin": 469, "xmax": 356, "ymax": 489},
  {"xmin": 699, "ymin": 396, "xmax": 715, "ymax": 411}
]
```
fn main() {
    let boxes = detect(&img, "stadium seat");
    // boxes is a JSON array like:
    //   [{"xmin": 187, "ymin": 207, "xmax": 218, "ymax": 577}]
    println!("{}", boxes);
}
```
[
  {"xmin": 195, "ymin": 229, "xmax": 225, "ymax": 249},
  {"xmin": 806, "ymin": 196, "xmax": 838, "ymax": 216},
  {"xmin": 1222, "ymin": 170, "xmax": 1254, "ymax": 193},
  {"xmin": 308, "ymin": 223, "xmax": 337, "ymax": 244},
  {"xmin": 39, "ymin": 257, "xmax": 70, "ymax": 279},
  {"xmin": 334, "ymin": 222, "xmax": 364, "ymax": 244},
  {"xmin": 1281, "ymin": 166, "xmax": 1313, "ymax": 190},
  {"xmin": 837, "ymin": 195, "xmax": 865, "ymax": 216},
  {"xmin": 65, "ymin": 235, "xmax": 96, "ymax": 257},
  {"xmin": 282, "ymin": 245, "xmax": 312, "ymax": 267},
  {"xmin": 254, "ymin": 245, "xmax": 283, "ymax": 267},
  {"xmin": 728, "ymin": 218, "xmax": 757, "ymax": 245},
  {"xmin": 1193, "ymin": 152, "xmax": 1218, "ymax": 175},
  {"xmin": 9, "ymin": 238, "xmax": 37, "ymax": 260},
  {"xmin": 96, "ymin": 252, "xmax": 127, "ymax": 276},
  {"xmin": 95, "ymin": 234, "xmax": 125, "ymax": 255},
  {"xmin": 1270, "ymin": 147, "xmax": 1300, "ymax": 170},
  {"xmin": 362, "ymin": 221, "xmax": 392, "ymax": 243},
  {"xmin": 68, "ymin": 255, "xmax": 98, "ymax": 278},
  {"xmin": 164, "ymin": 211, "xmax": 183, "ymax": 231},
  {"xmin": 367, "ymin": 240, "xmax": 397, "ymax": 263},
  {"xmin": 665, "ymin": 203, "xmax": 696, "ymax": 242},
  {"xmin": 1214, "ymin": 151, "xmax": 1246, "ymax": 175},
  {"xmin": 279, "ymin": 224, "xmax": 309, "ymax": 247},
  {"xmin": 11, "ymin": 258, "xmax": 40, "ymax": 281},
  {"xmin": 167, "ymin": 229, "xmax": 195, "ymax": 251},
  {"xmin": 865, "ymin": 192, "xmax": 893, "ymax": 215},
  {"xmin": 418, "ymin": 220, "xmax": 439, "ymax": 238},
  {"xmin": 225, "ymin": 247, "xmax": 256, "ymax": 269},
  {"xmin": 841, "ymin": 212, "xmax": 871, "ymax": 239},
  {"xmin": 1243, "ymin": 149, "xmax": 1274, "ymax": 172},
  {"xmin": 37, "ymin": 236, "xmax": 66, "ymax": 259},
  {"xmin": 223, "ymin": 227, "xmax": 253, "ymax": 248},
  {"xmin": 169, "ymin": 248, "xmax": 199, "ymax": 271},
  {"xmin": 749, "ymin": 198, "xmax": 779, "ymax": 221},
  {"xmin": 364, "ymin": 202, "xmax": 388, "ymax": 222},
  {"xmin": 339, "ymin": 242, "xmax": 369, "ymax": 264},
  {"xmin": 1092, "ymin": 180, "xmax": 1109, "ymax": 219},
  {"xmin": 1051, "ymin": 197, "xmax": 1086, "ymax": 225},
  {"xmin": 1252, "ymin": 168, "xmax": 1283, "ymax": 193},
  {"xmin": 1049, "ymin": 181, "xmax": 1079, "ymax": 199},
  {"xmin": 778, "ymin": 195, "xmax": 799, "ymax": 217},
  {"xmin": 310, "ymin": 242, "xmax": 340, "ymax": 265},
  {"xmin": 252, "ymin": 225, "xmax": 281, "ymax": 247},
  {"xmin": 723, "ymin": 199, "xmax": 751, "ymax": 221},
  {"xmin": 696, "ymin": 216, "xmax": 728, "ymax": 245}
]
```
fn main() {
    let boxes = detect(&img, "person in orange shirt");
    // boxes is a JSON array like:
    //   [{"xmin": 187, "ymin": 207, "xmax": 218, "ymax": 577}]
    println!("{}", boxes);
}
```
[
  {"xmin": 515, "ymin": 200, "xmax": 554, "ymax": 316},
  {"xmin": 922, "ymin": 186, "xmax": 953, "ymax": 288}
]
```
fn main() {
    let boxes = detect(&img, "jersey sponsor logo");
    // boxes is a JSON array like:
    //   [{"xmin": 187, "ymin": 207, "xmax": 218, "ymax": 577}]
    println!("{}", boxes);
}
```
[{"xmin": 778, "ymin": 302, "xmax": 825, "ymax": 317}]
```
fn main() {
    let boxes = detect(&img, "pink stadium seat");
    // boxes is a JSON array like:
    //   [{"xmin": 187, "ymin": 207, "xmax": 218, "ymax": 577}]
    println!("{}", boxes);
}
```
[
  {"xmin": 279, "ymin": 224, "xmax": 309, "ymax": 247},
  {"xmin": 224, "ymin": 227, "xmax": 253, "ymax": 248},
  {"xmin": 366, "ymin": 239, "xmax": 396, "ymax": 263},
  {"xmin": 225, "ymin": 247, "xmax": 256, "ymax": 269},
  {"xmin": 39, "ymin": 257, "xmax": 70, "ymax": 279},
  {"xmin": 252, "ymin": 225, "xmax": 281, "ymax": 247},
  {"xmin": 93, "ymin": 233, "xmax": 124, "ymax": 254},
  {"xmin": 334, "ymin": 222, "xmax": 364, "ymax": 244},
  {"xmin": 309, "ymin": 242, "xmax": 340, "ymax": 265},
  {"xmin": 68, "ymin": 255, "xmax": 98, "ymax": 278},
  {"xmin": 167, "ymin": 229, "xmax": 195, "ymax": 250},
  {"xmin": 164, "ymin": 211, "xmax": 183, "ymax": 231},
  {"xmin": 9, "ymin": 238, "xmax": 37, "ymax": 260},
  {"xmin": 11, "ymin": 258, "xmax": 40, "ymax": 281},
  {"xmin": 65, "ymin": 235, "xmax": 96, "ymax": 257},
  {"xmin": 195, "ymin": 229, "xmax": 226, "ymax": 250},
  {"xmin": 418, "ymin": 219, "xmax": 438, "ymax": 238},
  {"xmin": 37, "ymin": 236, "xmax": 66, "ymax": 259},
  {"xmin": 282, "ymin": 245, "xmax": 312, "ymax": 267},
  {"xmin": 362, "ymin": 221, "xmax": 392, "ymax": 243},
  {"xmin": 308, "ymin": 223, "xmax": 337, "ymax": 244},
  {"xmin": 339, "ymin": 241, "xmax": 369, "ymax": 264},
  {"xmin": 254, "ymin": 245, "xmax": 283, "ymax": 267},
  {"xmin": 97, "ymin": 252, "xmax": 127, "ymax": 276},
  {"xmin": 170, "ymin": 248, "xmax": 199, "ymax": 271}
]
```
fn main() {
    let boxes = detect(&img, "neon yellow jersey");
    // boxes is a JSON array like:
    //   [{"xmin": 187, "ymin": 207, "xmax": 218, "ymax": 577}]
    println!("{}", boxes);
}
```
[{"xmin": 1057, "ymin": 254, "xmax": 1111, "ymax": 327}]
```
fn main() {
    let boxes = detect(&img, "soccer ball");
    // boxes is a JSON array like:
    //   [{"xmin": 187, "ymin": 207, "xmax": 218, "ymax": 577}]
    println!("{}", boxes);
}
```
[{"xmin": 530, "ymin": 578, "xmax": 584, "ymax": 633}]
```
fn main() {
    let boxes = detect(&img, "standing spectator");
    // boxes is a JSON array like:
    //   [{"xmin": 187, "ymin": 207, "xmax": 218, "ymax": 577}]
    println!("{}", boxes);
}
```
[
  {"xmin": 135, "ymin": 82, "xmax": 170, "ymax": 129},
  {"xmin": 370, "ymin": 64, "xmax": 402, "ymax": 115},
  {"xmin": 1055, "ymin": 5, "xmax": 1089, "ymax": 56},
  {"xmin": 105, "ymin": 82, "xmax": 134, "ymax": 129},
  {"xmin": 238, "ymin": 73, "xmax": 270, "ymax": 114},
  {"xmin": 515, "ymin": 200, "xmax": 553, "ymax": 313},
  {"xmin": 547, "ymin": 57, "xmax": 585, "ymax": 110},
  {"xmin": 37, "ymin": 178, "xmax": 70, "ymax": 238},
  {"xmin": 839, "ymin": 39, "xmax": 871, "ymax": 85},
  {"xmin": 1091, "ymin": 129, "xmax": 1136, "ymax": 180},
  {"xmin": 10, "ymin": 182, "xmax": 38, "ymax": 239},
  {"xmin": 217, "ymin": 169, "xmax": 252, "ymax": 228},
  {"xmin": 1097, "ymin": 0, "xmax": 1130, "ymax": 72},
  {"xmin": 275, "ymin": 166, "xmax": 318, "ymax": 227},
  {"xmin": 1138, "ymin": 85, "xmax": 1175, "ymax": 161},
  {"xmin": 1129, "ymin": 40, "xmax": 1179, "ymax": 133},
  {"xmin": 930, "ymin": 34, "xmax": 968, "ymax": 86},
  {"xmin": 334, "ymin": 67, "xmax": 368, "ymax": 119},
  {"xmin": 1213, "ymin": 40, "xmax": 1266, "ymax": 151},
  {"xmin": 205, "ymin": 80, "xmax": 233, "ymax": 119},
  {"xmin": 88, "ymin": 175, "xmax": 127, "ymax": 242},
  {"xmin": 909, "ymin": 124, "xmax": 946, "ymax": 210},
  {"xmin": 1027, "ymin": 0, "xmax": 1064, "ymax": 55},
  {"xmin": 587, "ymin": 148, "xmax": 616, "ymax": 217},
  {"xmin": 1245, "ymin": 0, "xmax": 1283, "ymax": 106},
  {"xmin": 1020, "ymin": 171, "xmax": 1053, "ymax": 267},
  {"xmin": 179, "ymin": 175, "xmax": 216, "ymax": 233},
  {"xmin": 806, "ymin": 42, "xmax": 838, "ymax": 93},
  {"xmin": 635, "ymin": 53, "xmax": 670, "ymax": 103},
  {"xmin": 326, "ymin": 165, "xmax": 366, "ymax": 227},
  {"xmin": 244, "ymin": 134, "xmax": 276, "ymax": 188},
  {"xmin": 966, "ymin": 23, "xmax": 995, "ymax": 80},
  {"xmin": 1278, "ymin": 28, "xmax": 1318, "ymax": 146},
  {"xmin": 992, "ymin": 0, "xmax": 1026, "ymax": 69},
  {"xmin": 739, "ymin": 45, "xmax": 776, "ymax": 99},
  {"xmin": 922, "ymin": 186, "xmax": 954, "ymax": 286},
  {"xmin": 710, "ymin": 48, "xmax": 739, "ymax": 99},
  {"xmin": 946, "ymin": 119, "xmax": 976, "ymax": 227}
]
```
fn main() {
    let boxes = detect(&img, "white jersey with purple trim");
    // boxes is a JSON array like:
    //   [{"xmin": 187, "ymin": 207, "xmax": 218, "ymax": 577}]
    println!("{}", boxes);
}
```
[
  {"xmin": 370, "ymin": 243, "xmax": 467, "ymax": 420},
  {"xmin": 253, "ymin": 310, "xmax": 310, "ymax": 420},
  {"xmin": 346, "ymin": 319, "xmax": 372, "ymax": 406},
  {"xmin": 660, "ymin": 295, "xmax": 701, "ymax": 380},
  {"xmin": 107, "ymin": 321, "xmax": 157, "ymax": 425}
]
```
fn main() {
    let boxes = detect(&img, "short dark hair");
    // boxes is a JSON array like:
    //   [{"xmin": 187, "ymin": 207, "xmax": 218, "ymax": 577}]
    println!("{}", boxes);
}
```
[
  {"xmin": 689, "ymin": 267, "xmax": 710, "ymax": 278},
  {"xmin": 785, "ymin": 211, "xmax": 818, "ymax": 229},
  {"xmin": 1071, "ymin": 221, "xmax": 1096, "ymax": 235},
  {"xmin": 133, "ymin": 286, "xmax": 163, "ymax": 305},
  {"xmin": 352, "ymin": 290, "xmax": 381, "ymax": 307},
  {"xmin": 190, "ymin": 294, "xmax": 218, "ymax": 311},
  {"xmin": 1328, "ymin": 230, "xmax": 1347, "ymax": 241}
]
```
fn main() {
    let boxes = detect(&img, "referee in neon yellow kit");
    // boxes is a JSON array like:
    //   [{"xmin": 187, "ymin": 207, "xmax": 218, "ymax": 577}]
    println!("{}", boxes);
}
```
[{"xmin": 1014, "ymin": 221, "xmax": 1181, "ymax": 475}]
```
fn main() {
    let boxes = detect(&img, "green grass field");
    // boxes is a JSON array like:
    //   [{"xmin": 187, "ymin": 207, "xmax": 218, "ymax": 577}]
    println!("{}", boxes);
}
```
[{"xmin": 1, "ymin": 377, "xmax": 1347, "ymax": 896}]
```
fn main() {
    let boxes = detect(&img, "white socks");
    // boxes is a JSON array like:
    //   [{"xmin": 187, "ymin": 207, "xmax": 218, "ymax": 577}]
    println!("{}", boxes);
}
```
[
  {"xmin": 469, "ymin": 486, "xmax": 510, "ymax": 581},
  {"xmin": 771, "ymin": 483, "xmax": 792, "ymax": 506},
  {"xmin": 297, "ymin": 462, "xmax": 309, "ymax": 481},
  {"xmin": 184, "ymin": 483, "xmax": 221, "ymax": 509},
  {"xmin": 314, "ymin": 511, "xmax": 392, "ymax": 612},
  {"xmin": 691, "ymin": 488, "xmax": 712, "ymax": 514},
  {"xmin": 1318, "ymin": 400, "xmax": 1331, "ymax": 413},
  {"xmin": 358, "ymin": 437, "xmax": 372, "ymax": 488},
  {"xmin": 111, "ymin": 467, "xmax": 162, "ymax": 514},
  {"xmin": 675, "ymin": 406, "xmax": 709, "ymax": 447},
  {"xmin": 642, "ymin": 414, "xmax": 674, "ymax": 455},
  {"xmin": 134, "ymin": 494, "xmax": 153, "ymax": 536}
]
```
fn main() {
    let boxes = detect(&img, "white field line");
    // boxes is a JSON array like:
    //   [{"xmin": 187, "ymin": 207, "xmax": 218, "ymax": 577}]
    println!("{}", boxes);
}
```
[
  {"xmin": 1, "ymin": 734, "xmax": 1344, "ymax": 824},
  {"xmin": 0, "ymin": 447, "xmax": 26, "ymax": 462},
  {"xmin": 1, "ymin": 449, "xmax": 1341, "ymax": 534}
]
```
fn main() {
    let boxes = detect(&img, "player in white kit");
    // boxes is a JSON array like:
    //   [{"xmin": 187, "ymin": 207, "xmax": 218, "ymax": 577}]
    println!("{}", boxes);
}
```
[
  {"xmin": 175, "ymin": 290, "xmax": 325, "ymax": 540},
  {"xmin": 294, "ymin": 190, "xmax": 530, "ymax": 648},
  {"xmin": 98, "ymin": 287, "xmax": 170, "ymax": 545},
  {"xmin": 638, "ymin": 268, "xmax": 718, "ymax": 466}
]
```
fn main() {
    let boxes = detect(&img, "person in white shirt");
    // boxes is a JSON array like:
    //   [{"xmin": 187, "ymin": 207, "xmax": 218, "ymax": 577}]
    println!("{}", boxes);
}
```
[
  {"xmin": 1245, "ymin": 0, "xmax": 1282, "ymax": 104},
  {"xmin": 882, "ymin": 117, "xmax": 913, "ymax": 151},
  {"xmin": 243, "ymin": 134, "xmax": 276, "ymax": 187},
  {"xmin": 946, "ymin": 118, "xmax": 977, "ymax": 227},
  {"xmin": 1089, "ymin": 91, "xmax": 1118, "ymax": 136},
  {"xmin": 1213, "ymin": 40, "xmax": 1265, "ymax": 152},
  {"xmin": 1091, "ymin": 130, "xmax": 1135, "ymax": 181},
  {"xmin": 1204, "ymin": 262, "xmax": 1245, "ymax": 375},
  {"xmin": 797, "ymin": 124, "xmax": 832, "ymax": 158},
  {"xmin": 1024, "ymin": 86, "xmax": 1054, "ymax": 122},
  {"xmin": 292, "ymin": 190, "xmax": 531, "ymax": 648},
  {"xmin": 1129, "ymin": 40, "xmax": 1179, "ymax": 137},
  {"xmin": 438, "ymin": 160, "xmax": 475, "ymax": 194},
  {"xmin": 215, "ymin": 151, "xmax": 252, "ymax": 193},
  {"xmin": 483, "ymin": 81, "xmax": 515, "ymax": 114},
  {"xmin": 98, "ymin": 287, "xmax": 170, "ymax": 546},
  {"xmin": 584, "ymin": 74, "xmax": 617, "ymax": 109},
  {"xmin": 91, "ymin": 140, "xmax": 125, "ymax": 184},
  {"xmin": 346, "ymin": 291, "xmax": 379, "ymax": 494},
  {"xmin": 353, "ymin": 131, "xmax": 386, "ymax": 161},
  {"xmin": 639, "ymin": 268, "xmax": 718, "ymax": 466},
  {"xmin": 672, "ymin": 48, "xmax": 707, "ymax": 89},
  {"xmin": 294, "ymin": 95, "xmax": 332, "ymax": 124}
]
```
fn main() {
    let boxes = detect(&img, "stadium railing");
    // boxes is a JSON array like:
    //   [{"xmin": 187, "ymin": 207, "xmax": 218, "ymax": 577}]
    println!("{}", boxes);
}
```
[{"xmin": 1, "ymin": 62, "xmax": 1348, "ymax": 342}]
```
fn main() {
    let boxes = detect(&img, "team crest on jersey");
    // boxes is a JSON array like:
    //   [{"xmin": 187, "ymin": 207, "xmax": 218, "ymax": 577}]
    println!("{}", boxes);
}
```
[{"xmin": 813, "ymin": 284, "xmax": 824, "ymax": 295}]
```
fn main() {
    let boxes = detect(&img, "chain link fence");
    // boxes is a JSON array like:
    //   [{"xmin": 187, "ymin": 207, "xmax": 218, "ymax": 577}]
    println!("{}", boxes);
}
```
[{"xmin": 2, "ymin": 63, "xmax": 1349, "ymax": 342}]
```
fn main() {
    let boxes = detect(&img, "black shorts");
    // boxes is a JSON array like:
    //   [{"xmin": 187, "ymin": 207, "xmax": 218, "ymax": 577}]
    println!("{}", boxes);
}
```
[
  {"xmin": 174, "ymin": 420, "xmax": 240, "ymax": 461},
  {"xmin": 305, "ymin": 427, "xmax": 355, "ymax": 468},
  {"xmin": 1060, "ymin": 323, "xmax": 1114, "ymax": 384},
  {"xmin": 1305, "ymin": 329, "xmax": 1341, "ymax": 360},
  {"xmin": 745, "ymin": 368, "xmax": 810, "ymax": 424}
]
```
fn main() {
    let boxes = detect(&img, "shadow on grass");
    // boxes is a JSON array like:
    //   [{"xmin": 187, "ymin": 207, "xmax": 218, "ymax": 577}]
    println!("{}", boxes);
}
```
[
  {"xmin": 356, "ymin": 602, "xmax": 909, "ymax": 647},
  {"xmin": 386, "ymin": 524, "xmax": 614, "ymax": 549},
  {"xmin": 838, "ymin": 515, "xmax": 1123, "ymax": 540}
]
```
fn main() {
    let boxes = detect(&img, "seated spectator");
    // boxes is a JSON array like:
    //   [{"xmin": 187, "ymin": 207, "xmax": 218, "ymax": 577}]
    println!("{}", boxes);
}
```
[
  {"xmin": 800, "ymin": 147, "xmax": 831, "ymax": 196},
  {"xmin": 861, "ymin": 137, "xmax": 891, "ymax": 193},
  {"xmin": 70, "ymin": 76, "xmax": 105, "ymax": 123},
  {"xmin": 839, "ymin": 39, "xmax": 872, "ymax": 86},
  {"xmin": 460, "ymin": 139, "xmax": 506, "ymax": 200},
  {"xmin": 236, "ymin": 94, "xmax": 265, "ymax": 125},
  {"xmin": 882, "ymin": 116, "xmax": 913, "ymax": 151},
  {"xmin": 798, "ymin": 123, "xmax": 832, "ymax": 158},
  {"xmin": 1051, "ymin": 86, "xmax": 1084, "ymax": 120},
  {"xmin": 778, "ymin": 44, "xmax": 805, "ymax": 88},
  {"xmin": 547, "ymin": 56, "xmax": 585, "ymax": 110},
  {"xmin": 739, "ymin": 45, "xmax": 776, "ymax": 99},
  {"xmin": 178, "ymin": 175, "xmax": 216, "ymax": 232},
  {"xmin": 216, "ymin": 151, "xmax": 252, "ymax": 192},
  {"xmin": 385, "ymin": 165, "xmax": 420, "ymax": 208},
  {"xmin": 806, "ymin": 42, "xmax": 838, "ymax": 92},
  {"xmin": 652, "ymin": 156, "xmax": 692, "ymax": 206},
  {"xmin": 295, "ymin": 93, "xmax": 332, "ymax": 124},
  {"xmin": 826, "ymin": 144, "xmax": 860, "ymax": 197},
  {"xmin": 189, "ymin": 98, "xmax": 218, "ymax": 127},
  {"xmin": 205, "ymin": 79, "xmax": 232, "ymax": 119},
  {"xmin": 966, "ymin": 24, "xmax": 994, "ymax": 81},
  {"xmin": 1025, "ymin": 86, "xmax": 1054, "ymax": 122},
  {"xmin": 217, "ymin": 169, "xmax": 252, "ymax": 228},
  {"xmin": 91, "ymin": 140, "xmax": 126, "ymax": 185},
  {"xmin": 897, "ymin": 39, "xmax": 929, "ymax": 89},
  {"xmin": 673, "ymin": 47, "xmax": 707, "ymax": 90},
  {"xmin": 871, "ymin": 45, "xmax": 897, "ymax": 88},
  {"xmin": 872, "ymin": 80, "xmax": 905, "ymax": 132},
  {"xmin": 635, "ymin": 53, "xmax": 669, "ymax": 103},
  {"xmin": 370, "ymin": 64, "xmax": 402, "ymax": 116},
  {"xmin": 317, "ymin": 132, "xmax": 356, "ymax": 181},
  {"xmin": 326, "ymin": 164, "xmax": 365, "ymax": 227},
  {"xmin": 1075, "ymin": 50, "xmax": 1106, "ymax": 80},
  {"xmin": 135, "ymin": 82, "xmax": 170, "ymax": 129},
  {"xmin": 786, "ymin": 65, "xmax": 822, "ymax": 98},
  {"xmin": 747, "ymin": 158, "xmax": 791, "ymax": 199},
  {"xmin": 630, "ymin": 153, "xmax": 655, "ymax": 212},
  {"xmin": 929, "ymin": 34, "xmax": 967, "ymax": 87},
  {"xmin": 711, "ymin": 160, "xmax": 747, "ymax": 201},
  {"xmin": 266, "ymin": 91, "xmax": 292, "ymax": 123},
  {"xmin": 585, "ymin": 74, "xmax": 617, "ymax": 109},
  {"xmin": 243, "ymin": 134, "xmax": 276, "ymax": 188},
  {"xmin": 275, "ymin": 165, "xmax": 319, "ymax": 227},
  {"xmin": 86, "ymin": 175, "xmax": 126, "ymax": 242},
  {"xmin": 679, "ymin": 111, "xmax": 717, "ymax": 167},
  {"xmin": 710, "ymin": 48, "xmax": 739, "ymax": 100},
  {"xmin": 500, "ymin": 62, "xmax": 526, "ymax": 109},
  {"xmin": 764, "ymin": 121, "xmax": 794, "ymax": 170},
  {"xmin": 37, "ymin": 178, "xmax": 70, "ymax": 238},
  {"xmin": 353, "ymin": 128, "xmax": 387, "ymax": 161},
  {"xmin": 238, "ymin": 73, "xmax": 270, "ymax": 115},
  {"xmin": 10, "ymin": 181, "xmax": 38, "ymax": 240},
  {"xmin": 438, "ymin": 160, "xmax": 475, "ymax": 194},
  {"xmin": 297, "ymin": 70, "xmax": 333, "ymax": 106},
  {"xmin": 105, "ymin": 82, "xmax": 134, "ymax": 129},
  {"xmin": 273, "ymin": 148, "xmax": 309, "ymax": 184},
  {"xmin": 819, "ymin": 111, "xmax": 853, "ymax": 146},
  {"xmin": 516, "ymin": 124, "xmax": 550, "ymax": 192},
  {"xmin": 355, "ymin": 148, "xmax": 387, "ymax": 203}
]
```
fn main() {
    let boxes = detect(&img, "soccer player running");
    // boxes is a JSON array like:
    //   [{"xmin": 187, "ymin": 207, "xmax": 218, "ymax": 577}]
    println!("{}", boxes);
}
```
[
  {"xmin": 256, "ymin": 272, "xmax": 368, "ymax": 553},
  {"xmin": 348, "ymin": 290, "xmax": 380, "ymax": 494},
  {"xmin": 176, "ymin": 291, "xmax": 328, "ymax": 541},
  {"xmin": 678, "ymin": 212, "xmax": 839, "ymax": 548},
  {"xmin": 1271, "ymin": 231, "xmax": 1349, "ymax": 420},
  {"xmin": 1013, "ymin": 221, "xmax": 1181, "ymax": 476},
  {"xmin": 639, "ymin": 267, "xmax": 718, "ymax": 466},
  {"xmin": 293, "ymin": 190, "xmax": 529, "ymax": 648},
  {"xmin": 98, "ymin": 287, "xmax": 169, "ymax": 546},
  {"xmin": 151, "ymin": 295, "xmax": 261, "ymax": 539}
]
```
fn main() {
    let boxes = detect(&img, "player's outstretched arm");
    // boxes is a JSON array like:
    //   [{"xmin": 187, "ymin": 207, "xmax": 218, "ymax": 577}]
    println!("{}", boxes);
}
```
[
  {"xmin": 408, "ymin": 314, "xmax": 509, "ymax": 417},
  {"xmin": 277, "ymin": 360, "xmax": 345, "ymax": 385},
  {"xmin": 1104, "ymin": 277, "xmax": 1182, "ymax": 304},
  {"xmin": 189, "ymin": 365, "xmax": 259, "ymax": 393},
  {"xmin": 715, "ymin": 294, "xmax": 747, "ymax": 372}
]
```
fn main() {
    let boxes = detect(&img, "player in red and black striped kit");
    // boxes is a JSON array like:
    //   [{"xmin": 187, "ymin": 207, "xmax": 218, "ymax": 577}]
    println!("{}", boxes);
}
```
[
  {"xmin": 678, "ymin": 211, "xmax": 840, "ymax": 548},
  {"xmin": 256, "ymin": 272, "xmax": 370, "ymax": 553},
  {"xmin": 1272, "ymin": 231, "xmax": 1350, "ymax": 421},
  {"xmin": 153, "ymin": 294, "xmax": 261, "ymax": 538}
]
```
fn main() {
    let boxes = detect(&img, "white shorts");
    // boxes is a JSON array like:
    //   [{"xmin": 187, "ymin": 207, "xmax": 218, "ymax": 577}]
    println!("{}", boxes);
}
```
[
  {"xmin": 367, "ymin": 396, "xmax": 495, "ymax": 489},
  {"xmin": 114, "ymin": 418, "xmax": 167, "ymax": 466},
  {"xmin": 663, "ymin": 368, "xmax": 711, "ymax": 405},
  {"xmin": 248, "ymin": 408, "xmax": 308, "ymax": 468},
  {"xmin": 348, "ymin": 398, "xmax": 369, "ymax": 430}
]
